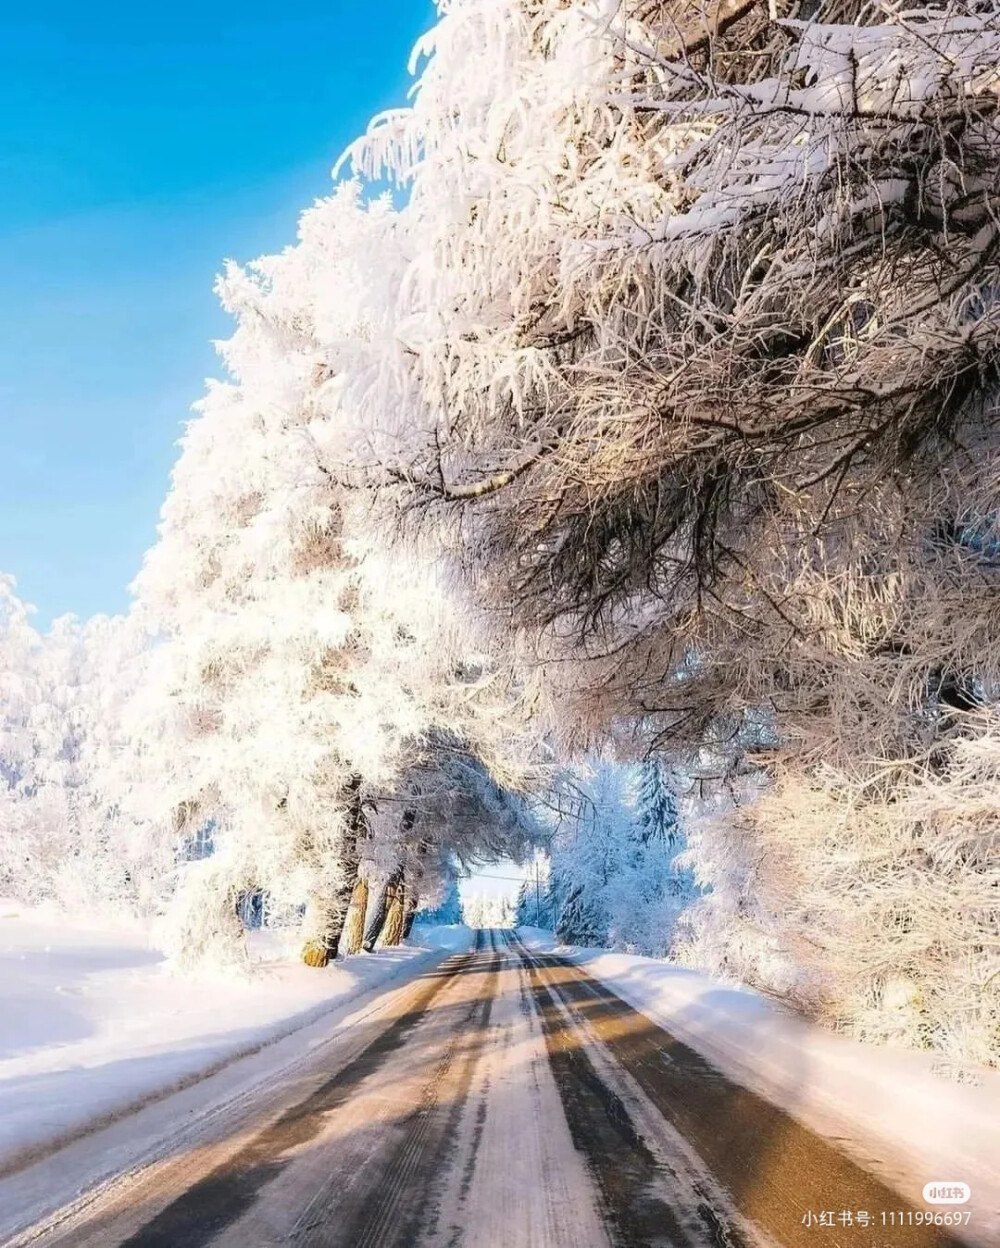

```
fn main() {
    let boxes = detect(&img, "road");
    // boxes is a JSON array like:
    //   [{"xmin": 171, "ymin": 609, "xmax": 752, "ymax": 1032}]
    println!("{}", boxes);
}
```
[{"xmin": 3, "ymin": 931, "xmax": 971, "ymax": 1248}]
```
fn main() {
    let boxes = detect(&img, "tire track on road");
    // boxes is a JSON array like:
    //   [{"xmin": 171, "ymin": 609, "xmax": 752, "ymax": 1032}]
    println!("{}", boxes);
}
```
[
  {"xmin": 515, "ymin": 935, "xmax": 731, "ymax": 1248},
  {"xmin": 322, "ymin": 932, "xmax": 502, "ymax": 1248},
  {"xmin": 115, "ymin": 937, "xmax": 491, "ymax": 1248},
  {"xmin": 422, "ymin": 930, "xmax": 612, "ymax": 1248},
  {"xmin": 517, "ymin": 938, "xmax": 970, "ymax": 1248}
]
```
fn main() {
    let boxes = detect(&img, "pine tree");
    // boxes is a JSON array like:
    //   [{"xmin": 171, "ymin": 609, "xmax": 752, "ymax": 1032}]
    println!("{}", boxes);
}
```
[{"xmin": 637, "ymin": 759, "xmax": 678, "ymax": 848}]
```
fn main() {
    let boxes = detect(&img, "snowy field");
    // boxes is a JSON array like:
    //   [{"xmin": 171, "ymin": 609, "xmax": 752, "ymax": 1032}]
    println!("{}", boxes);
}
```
[
  {"xmin": 0, "ymin": 899, "xmax": 471, "ymax": 1175},
  {"xmin": 518, "ymin": 929, "xmax": 1000, "ymax": 1244}
]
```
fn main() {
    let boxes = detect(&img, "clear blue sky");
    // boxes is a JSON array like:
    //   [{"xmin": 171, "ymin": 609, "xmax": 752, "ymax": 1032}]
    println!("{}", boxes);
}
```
[{"xmin": 0, "ymin": 1, "xmax": 435, "ymax": 626}]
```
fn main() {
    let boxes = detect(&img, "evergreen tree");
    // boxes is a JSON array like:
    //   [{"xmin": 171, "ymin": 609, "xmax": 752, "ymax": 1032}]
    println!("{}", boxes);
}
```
[
  {"xmin": 515, "ymin": 852, "xmax": 554, "ymax": 929},
  {"xmin": 637, "ymin": 759, "xmax": 678, "ymax": 848}
]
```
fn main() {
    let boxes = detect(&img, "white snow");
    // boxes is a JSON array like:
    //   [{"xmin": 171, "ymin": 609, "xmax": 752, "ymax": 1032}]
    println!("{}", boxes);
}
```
[
  {"xmin": 0, "ymin": 899, "xmax": 472, "ymax": 1176},
  {"xmin": 518, "ymin": 928, "xmax": 1000, "ymax": 1248}
]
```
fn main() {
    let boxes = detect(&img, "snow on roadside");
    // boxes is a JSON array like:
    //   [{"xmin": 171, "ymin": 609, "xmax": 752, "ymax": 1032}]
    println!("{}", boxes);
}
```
[
  {"xmin": 518, "ymin": 928, "xmax": 1000, "ymax": 1247},
  {"xmin": 0, "ymin": 899, "xmax": 472, "ymax": 1175}
]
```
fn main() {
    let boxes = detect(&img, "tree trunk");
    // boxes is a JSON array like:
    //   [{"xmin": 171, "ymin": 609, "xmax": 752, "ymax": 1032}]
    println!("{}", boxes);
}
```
[
  {"xmin": 402, "ymin": 885, "xmax": 419, "ymax": 940},
  {"xmin": 363, "ymin": 867, "xmax": 402, "ymax": 952},
  {"xmin": 361, "ymin": 808, "xmax": 415, "ymax": 951},
  {"xmin": 400, "ymin": 833, "xmax": 427, "ymax": 941},
  {"xmin": 381, "ymin": 881, "xmax": 406, "ymax": 947},
  {"xmin": 340, "ymin": 876, "xmax": 369, "ymax": 955},
  {"xmin": 301, "ymin": 905, "xmax": 334, "ymax": 967},
  {"xmin": 301, "ymin": 774, "xmax": 366, "ymax": 967}
]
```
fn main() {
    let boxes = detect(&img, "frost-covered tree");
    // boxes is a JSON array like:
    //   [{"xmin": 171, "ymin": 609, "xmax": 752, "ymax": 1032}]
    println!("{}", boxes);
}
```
[
  {"xmin": 132, "ymin": 190, "xmax": 425, "ymax": 965},
  {"xmin": 637, "ymin": 758, "xmax": 679, "ymax": 847},
  {"xmin": 462, "ymin": 890, "xmax": 516, "ymax": 930},
  {"xmin": 334, "ymin": 0, "xmax": 1000, "ymax": 1062},
  {"xmin": 0, "ymin": 578, "xmax": 77, "ymax": 905},
  {"xmin": 344, "ymin": 0, "xmax": 1000, "ymax": 751},
  {"xmin": 361, "ymin": 744, "xmax": 542, "ymax": 949},
  {"xmin": 674, "ymin": 696, "xmax": 1000, "ymax": 1069},
  {"xmin": 130, "ymin": 183, "xmax": 544, "ymax": 969},
  {"xmin": 417, "ymin": 875, "xmax": 463, "ymax": 926},
  {"xmin": 346, "ymin": 0, "xmax": 1000, "ymax": 741},
  {"xmin": 540, "ymin": 761, "xmax": 692, "ymax": 955},
  {"xmin": 0, "ymin": 578, "xmax": 160, "ymax": 918},
  {"xmin": 515, "ymin": 850, "xmax": 554, "ymax": 929}
]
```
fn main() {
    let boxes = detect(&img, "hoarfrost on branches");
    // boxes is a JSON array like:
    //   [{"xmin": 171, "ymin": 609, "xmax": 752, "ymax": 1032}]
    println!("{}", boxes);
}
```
[{"xmin": 2, "ymin": 0, "xmax": 998, "ymax": 1068}]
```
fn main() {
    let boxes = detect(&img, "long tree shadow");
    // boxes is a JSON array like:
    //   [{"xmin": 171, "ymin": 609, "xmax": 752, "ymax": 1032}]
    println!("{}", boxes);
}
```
[
  {"xmin": 525, "ymin": 950, "xmax": 973, "ymax": 1248},
  {"xmin": 0, "ymin": 947, "xmax": 450, "ymax": 1185},
  {"xmin": 0, "ymin": 942, "xmax": 981, "ymax": 1248}
]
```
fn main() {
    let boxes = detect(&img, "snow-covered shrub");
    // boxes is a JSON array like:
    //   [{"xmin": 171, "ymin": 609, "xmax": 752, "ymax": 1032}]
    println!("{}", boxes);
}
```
[{"xmin": 675, "ymin": 714, "xmax": 1000, "ymax": 1067}]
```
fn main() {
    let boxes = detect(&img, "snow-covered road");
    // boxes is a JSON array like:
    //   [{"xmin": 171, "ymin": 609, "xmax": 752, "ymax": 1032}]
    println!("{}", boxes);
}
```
[{"xmin": 1, "ymin": 932, "xmax": 978, "ymax": 1248}]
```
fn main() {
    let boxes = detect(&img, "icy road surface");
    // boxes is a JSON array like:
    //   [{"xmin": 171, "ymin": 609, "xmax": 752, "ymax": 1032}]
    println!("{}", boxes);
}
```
[{"xmin": 1, "ymin": 931, "xmax": 973, "ymax": 1248}]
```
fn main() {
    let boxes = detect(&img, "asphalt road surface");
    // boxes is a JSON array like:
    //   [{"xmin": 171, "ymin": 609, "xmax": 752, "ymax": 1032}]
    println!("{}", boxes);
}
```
[{"xmin": 2, "ymin": 931, "xmax": 971, "ymax": 1248}]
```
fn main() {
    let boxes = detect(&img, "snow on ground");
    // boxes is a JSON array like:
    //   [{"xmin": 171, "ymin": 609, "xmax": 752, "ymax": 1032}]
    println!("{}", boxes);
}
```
[
  {"xmin": 518, "ymin": 928, "xmax": 1000, "ymax": 1246},
  {"xmin": 0, "ymin": 898, "xmax": 471, "ymax": 1175}
]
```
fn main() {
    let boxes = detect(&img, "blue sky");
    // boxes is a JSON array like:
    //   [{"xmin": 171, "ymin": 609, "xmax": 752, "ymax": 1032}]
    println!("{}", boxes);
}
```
[{"xmin": 0, "ymin": 1, "xmax": 434, "ymax": 626}]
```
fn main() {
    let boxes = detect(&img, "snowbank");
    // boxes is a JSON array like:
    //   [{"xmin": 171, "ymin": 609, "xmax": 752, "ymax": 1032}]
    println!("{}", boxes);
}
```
[
  {"xmin": 0, "ymin": 901, "xmax": 472, "ymax": 1175},
  {"xmin": 518, "ymin": 928, "xmax": 1000, "ymax": 1247}
]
